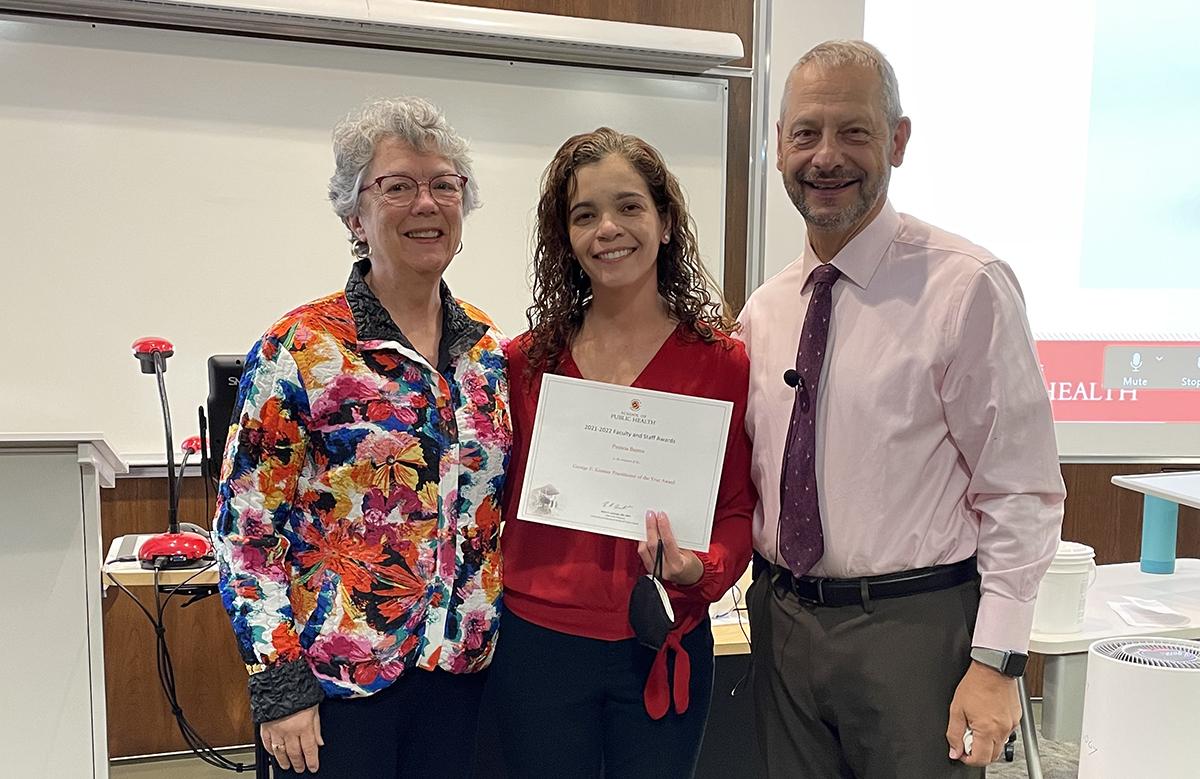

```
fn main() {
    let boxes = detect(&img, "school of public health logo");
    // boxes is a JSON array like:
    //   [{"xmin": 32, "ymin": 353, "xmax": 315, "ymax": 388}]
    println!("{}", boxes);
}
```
[{"xmin": 612, "ymin": 398, "xmax": 656, "ymax": 426}]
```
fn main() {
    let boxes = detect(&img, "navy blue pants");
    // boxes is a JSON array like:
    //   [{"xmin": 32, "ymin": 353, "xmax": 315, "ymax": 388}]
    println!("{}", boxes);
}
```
[
  {"xmin": 273, "ymin": 667, "xmax": 486, "ymax": 778},
  {"xmin": 485, "ymin": 611, "xmax": 714, "ymax": 779}
]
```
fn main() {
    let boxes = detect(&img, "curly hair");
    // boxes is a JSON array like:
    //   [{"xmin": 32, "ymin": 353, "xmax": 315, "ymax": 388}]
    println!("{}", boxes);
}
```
[
  {"xmin": 524, "ymin": 127, "xmax": 737, "ymax": 375},
  {"xmin": 328, "ymin": 95, "xmax": 480, "ymax": 220}
]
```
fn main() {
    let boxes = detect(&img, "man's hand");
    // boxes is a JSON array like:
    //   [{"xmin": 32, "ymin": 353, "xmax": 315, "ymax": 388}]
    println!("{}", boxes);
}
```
[
  {"xmin": 946, "ymin": 661, "xmax": 1020, "ymax": 766},
  {"xmin": 637, "ymin": 510, "xmax": 703, "ymax": 586},
  {"xmin": 261, "ymin": 704, "xmax": 323, "ymax": 774}
]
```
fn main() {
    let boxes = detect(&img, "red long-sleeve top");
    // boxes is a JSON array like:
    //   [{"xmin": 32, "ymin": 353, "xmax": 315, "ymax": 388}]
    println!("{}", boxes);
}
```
[{"xmin": 501, "ymin": 326, "xmax": 756, "ymax": 718}]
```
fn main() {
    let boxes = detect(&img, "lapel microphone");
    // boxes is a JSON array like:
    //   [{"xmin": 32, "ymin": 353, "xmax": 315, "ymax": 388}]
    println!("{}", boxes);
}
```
[{"xmin": 782, "ymin": 368, "xmax": 805, "ymax": 391}]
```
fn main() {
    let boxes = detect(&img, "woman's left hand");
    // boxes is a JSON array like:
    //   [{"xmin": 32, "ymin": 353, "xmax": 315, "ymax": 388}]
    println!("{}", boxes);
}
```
[{"xmin": 637, "ymin": 510, "xmax": 704, "ymax": 586}]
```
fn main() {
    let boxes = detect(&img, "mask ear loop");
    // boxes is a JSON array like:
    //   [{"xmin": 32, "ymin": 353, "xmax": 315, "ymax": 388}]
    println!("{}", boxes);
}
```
[{"xmin": 652, "ymin": 538, "xmax": 675, "ymax": 627}]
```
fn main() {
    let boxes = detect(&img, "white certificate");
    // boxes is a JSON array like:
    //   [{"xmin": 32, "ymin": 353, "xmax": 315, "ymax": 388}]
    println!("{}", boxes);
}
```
[{"xmin": 517, "ymin": 374, "xmax": 733, "ymax": 552}]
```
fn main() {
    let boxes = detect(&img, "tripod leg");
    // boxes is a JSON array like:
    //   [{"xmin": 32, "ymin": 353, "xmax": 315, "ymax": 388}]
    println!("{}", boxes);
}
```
[{"xmin": 1018, "ymin": 676, "xmax": 1044, "ymax": 779}]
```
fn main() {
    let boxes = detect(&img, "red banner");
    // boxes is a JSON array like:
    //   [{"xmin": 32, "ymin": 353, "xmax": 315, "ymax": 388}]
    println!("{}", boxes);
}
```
[{"xmin": 1036, "ymin": 341, "xmax": 1200, "ymax": 422}]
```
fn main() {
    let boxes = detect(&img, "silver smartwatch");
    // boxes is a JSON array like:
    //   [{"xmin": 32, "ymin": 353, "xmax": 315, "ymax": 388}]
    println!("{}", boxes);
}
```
[{"xmin": 970, "ymin": 647, "xmax": 1028, "ymax": 678}]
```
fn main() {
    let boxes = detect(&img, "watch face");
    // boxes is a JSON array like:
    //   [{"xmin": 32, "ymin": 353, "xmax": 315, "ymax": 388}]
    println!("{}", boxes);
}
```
[{"xmin": 1004, "ymin": 653, "xmax": 1029, "ymax": 677}]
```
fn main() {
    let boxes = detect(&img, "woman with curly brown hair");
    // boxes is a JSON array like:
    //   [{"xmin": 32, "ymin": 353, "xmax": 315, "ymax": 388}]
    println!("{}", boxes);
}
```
[{"xmin": 487, "ymin": 127, "xmax": 755, "ymax": 778}]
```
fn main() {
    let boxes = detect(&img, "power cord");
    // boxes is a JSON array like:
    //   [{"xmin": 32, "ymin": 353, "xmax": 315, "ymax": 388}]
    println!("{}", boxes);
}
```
[
  {"xmin": 711, "ymin": 581, "xmax": 754, "ymax": 697},
  {"xmin": 106, "ymin": 563, "xmax": 256, "ymax": 773}
]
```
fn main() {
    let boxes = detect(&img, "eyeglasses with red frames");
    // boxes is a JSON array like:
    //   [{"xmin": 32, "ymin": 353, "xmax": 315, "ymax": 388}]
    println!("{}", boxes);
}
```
[{"xmin": 358, "ymin": 173, "xmax": 468, "ymax": 208}]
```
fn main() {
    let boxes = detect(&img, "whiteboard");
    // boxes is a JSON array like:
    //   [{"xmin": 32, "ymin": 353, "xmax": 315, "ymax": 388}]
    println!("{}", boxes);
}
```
[{"xmin": 0, "ymin": 16, "xmax": 728, "ymax": 462}]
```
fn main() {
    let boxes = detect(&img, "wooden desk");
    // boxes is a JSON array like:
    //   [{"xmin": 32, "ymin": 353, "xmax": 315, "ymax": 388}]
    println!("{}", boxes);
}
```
[
  {"xmin": 710, "ymin": 563, "xmax": 753, "ymax": 655},
  {"xmin": 701, "ymin": 570, "xmax": 759, "ymax": 779},
  {"xmin": 106, "ymin": 536, "xmax": 755, "ymax": 654},
  {"xmin": 103, "ymin": 534, "xmax": 267, "ymax": 777},
  {"xmin": 712, "ymin": 618, "xmax": 752, "ymax": 655},
  {"xmin": 103, "ymin": 534, "xmax": 218, "ymax": 588},
  {"xmin": 106, "ymin": 534, "xmax": 760, "ymax": 778}
]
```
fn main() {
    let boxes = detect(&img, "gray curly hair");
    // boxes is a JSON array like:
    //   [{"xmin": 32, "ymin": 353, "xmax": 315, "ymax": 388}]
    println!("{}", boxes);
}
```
[
  {"xmin": 781, "ymin": 40, "xmax": 903, "ymax": 129},
  {"xmin": 328, "ymin": 96, "xmax": 481, "ymax": 221}
]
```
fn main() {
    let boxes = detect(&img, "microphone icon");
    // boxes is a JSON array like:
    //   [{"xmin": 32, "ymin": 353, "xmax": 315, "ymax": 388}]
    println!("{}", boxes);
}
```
[{"xmin": 1130, "ymin": 352, "xmax": 1142, "ymax": 372}]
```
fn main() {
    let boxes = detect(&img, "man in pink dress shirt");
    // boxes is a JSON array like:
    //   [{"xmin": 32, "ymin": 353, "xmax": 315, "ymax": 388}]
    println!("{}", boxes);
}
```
[{"xmin": 738, "ymin": 40, "xmax": 1066, "ymax": 776}]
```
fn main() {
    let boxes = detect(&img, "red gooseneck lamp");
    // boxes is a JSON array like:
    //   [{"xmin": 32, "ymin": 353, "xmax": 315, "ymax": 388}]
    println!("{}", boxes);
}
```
[{"xmin": 131, "ymin": 337, "xmax": 213, "ymax": 568}]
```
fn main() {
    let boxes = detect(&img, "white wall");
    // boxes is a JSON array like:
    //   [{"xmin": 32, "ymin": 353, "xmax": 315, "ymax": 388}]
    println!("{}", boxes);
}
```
[
  {"xmin": 0, "ymin": 16, "xmax": 728, "ymax": 462},
  {"xmin": 760, "ymin": 0, "xmax": 865, "ymax": 284}
]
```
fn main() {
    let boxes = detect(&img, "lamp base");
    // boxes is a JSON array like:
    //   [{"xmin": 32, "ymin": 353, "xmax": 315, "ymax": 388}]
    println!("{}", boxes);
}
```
[{"xmin": 138, "ymin": 531, "xmax": 213, "ymax": 570}]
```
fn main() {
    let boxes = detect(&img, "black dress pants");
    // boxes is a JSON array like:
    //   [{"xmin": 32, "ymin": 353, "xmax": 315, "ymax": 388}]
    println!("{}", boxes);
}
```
[
  {"xmin": 485, "ymin": 611, "xmax": 714, "ymax": 779},
  {"xmin": 273, "ymin": 667, "xmax": 486, "ymax": 778},
  {"xmin": 748, "ymin": 569, "xmax": 986, "ymax": 779}
]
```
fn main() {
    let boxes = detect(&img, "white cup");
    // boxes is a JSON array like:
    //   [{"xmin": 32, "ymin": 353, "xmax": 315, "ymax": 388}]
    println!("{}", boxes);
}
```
[{"xmin": 1032, "ymin": 540, "xmax": 1097, "ymax": 634}]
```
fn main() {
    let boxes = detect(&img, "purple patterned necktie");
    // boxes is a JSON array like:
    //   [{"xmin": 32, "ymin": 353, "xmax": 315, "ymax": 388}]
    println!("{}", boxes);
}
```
[{"xmin": 778, "ymin": 262, "xmax": 841, "ymax": 575}]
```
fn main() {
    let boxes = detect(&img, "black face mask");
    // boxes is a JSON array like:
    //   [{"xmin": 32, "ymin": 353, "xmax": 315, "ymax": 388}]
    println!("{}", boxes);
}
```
[{"xmin": 628, "ymin": 539, "xmax": 676, "ymax": 650}]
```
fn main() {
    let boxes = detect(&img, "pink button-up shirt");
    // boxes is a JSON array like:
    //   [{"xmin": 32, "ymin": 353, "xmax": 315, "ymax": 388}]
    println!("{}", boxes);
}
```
[{"xmin": 738, "ymin": 202, "xmax": 1065, "ymax": 651}]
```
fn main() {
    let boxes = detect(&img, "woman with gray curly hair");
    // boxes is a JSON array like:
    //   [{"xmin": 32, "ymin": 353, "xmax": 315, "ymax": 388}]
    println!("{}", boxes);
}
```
[{"xmin": 212, "ymin": 96, "xmax": 510, "ymax": 777}]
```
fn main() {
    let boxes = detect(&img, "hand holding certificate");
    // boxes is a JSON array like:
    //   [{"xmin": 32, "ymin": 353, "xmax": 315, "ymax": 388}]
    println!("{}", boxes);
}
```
[
  {"xmin": 516, "ymin": 374, "xmax": 733, "ymax": 552},
  {"xmin": 638, "ymin": 510, "xmax": 704, "ymax": 585}
]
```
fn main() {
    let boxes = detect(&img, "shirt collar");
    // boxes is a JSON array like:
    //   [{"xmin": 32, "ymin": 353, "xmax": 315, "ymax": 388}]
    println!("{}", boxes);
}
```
[
  {"xmin": 344, "ymin": 259, "xmax": 487, "ymax": 371},
  {"xmin": 801, "ymin": 200, "xmax": 901, "ymax": 291}
]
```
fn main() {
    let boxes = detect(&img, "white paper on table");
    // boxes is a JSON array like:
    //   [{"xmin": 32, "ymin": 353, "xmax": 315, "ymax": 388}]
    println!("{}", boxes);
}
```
[
  {"xmin": 1107, "ymin": 597, "xmax": 1192, "ymax": 628},
  {"xmin": 709, "ymin": 609, "xmax": 748, "ymax": 627},
  {"xmin": 710, "ymin": 583, "xmax": 747, "ymax": 622},
  {"xmin": 517, "ymin": 374, "xmax": 732, "ymax": 551}
]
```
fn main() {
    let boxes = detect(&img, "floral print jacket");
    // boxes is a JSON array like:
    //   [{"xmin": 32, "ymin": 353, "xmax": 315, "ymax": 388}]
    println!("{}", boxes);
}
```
[{"xmin": 213, "ymin": 260, "xmax": 510, "ymax": 723}]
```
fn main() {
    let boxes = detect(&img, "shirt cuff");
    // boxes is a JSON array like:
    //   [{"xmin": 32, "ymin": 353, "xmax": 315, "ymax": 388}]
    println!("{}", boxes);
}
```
[
  {"xmin": 247, "ymin": 658, "xmax": 324, "ymax": 723},
  {"xmin": 971, "ymin": 592, "xmax": 1037, "ymax": 653},
  {"xmin": 665, "ymin": 555, "xmax": 715, "ymax": 600}
]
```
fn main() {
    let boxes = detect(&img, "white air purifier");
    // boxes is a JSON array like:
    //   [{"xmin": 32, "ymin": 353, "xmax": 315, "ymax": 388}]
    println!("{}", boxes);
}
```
[{"xmin": 1078, "ymin": 637, "xmax": 1200, "ymax": 778}]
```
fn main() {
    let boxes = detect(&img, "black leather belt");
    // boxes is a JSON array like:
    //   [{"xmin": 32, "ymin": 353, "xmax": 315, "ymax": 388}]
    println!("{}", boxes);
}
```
[{"xmin": 754, "ymin": 552, "xmax": 978, "ymax": 609}]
